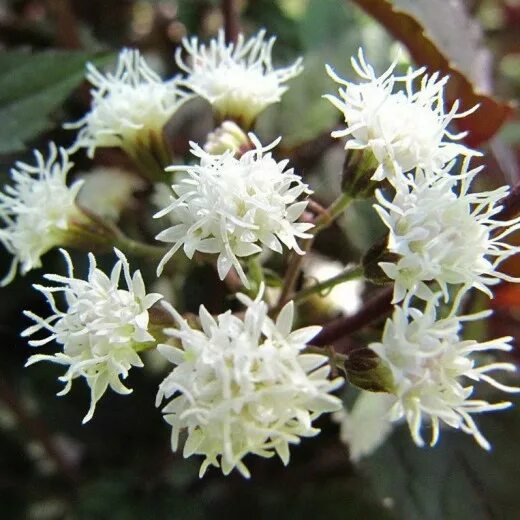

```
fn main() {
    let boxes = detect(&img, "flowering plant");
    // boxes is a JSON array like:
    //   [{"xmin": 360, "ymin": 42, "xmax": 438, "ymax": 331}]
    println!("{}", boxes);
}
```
[{"xmin": 2, "ymin": 2, "xmax": 520, "ymax": 516}]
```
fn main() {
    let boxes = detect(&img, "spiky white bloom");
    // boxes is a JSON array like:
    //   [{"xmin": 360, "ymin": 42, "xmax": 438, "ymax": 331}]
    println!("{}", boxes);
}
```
[
  {"xmin": 375, "ymin": 160, "xmax": 520, "ymax": 303},
  {"xmin": 324, "ymin": 49, "xmax": 478, "ymax": 183},
  {"xmin": 176, "ymin": 29, "xmax": 303, "ymax": 125},
  {"xmin": 369, "ymin": 300, "xmax": 519, "ymax": 450},
  {"xmin": 154, "ymin": 135, "xmax": 313, "ymax": 287},
  {"xmin": 77, "ymin": 167, "xmax": 145, "ymax": 221},
  {"xmin": 0, "ymin": 144, "xmax": 84, "ymax": 286},
  {"xmin": 333, "ymin": 391, "xmax": 396, "ymax": 463},
  {"xmin": 66, "ymin": 49, "xmax": 188, "ymax": 157},
  {"xmin": 23, "ymin": 249, "xmax": 163, "ymax": 423},
  {"xmin": 156, "ymin": 286, "xmax": 344, "ymax": 478}
]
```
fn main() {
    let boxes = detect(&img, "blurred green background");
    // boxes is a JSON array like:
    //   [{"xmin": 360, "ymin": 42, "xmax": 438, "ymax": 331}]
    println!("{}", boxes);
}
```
[{"xmin": 1, "ymin": 0, "xmax": 520, "ymax": 518}]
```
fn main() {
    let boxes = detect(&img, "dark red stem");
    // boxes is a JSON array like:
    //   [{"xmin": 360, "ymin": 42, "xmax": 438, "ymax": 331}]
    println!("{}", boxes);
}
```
[
  {"xmin": 221, "ymin": 0, "xmax": 240, "ymax": 44},
  {"xmin": 499, "ymin": 181, "xmax": 520, "ymax": 220}
]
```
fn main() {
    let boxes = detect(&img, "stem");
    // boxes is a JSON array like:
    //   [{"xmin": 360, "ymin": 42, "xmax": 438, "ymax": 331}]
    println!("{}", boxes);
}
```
[
  {"xmin": 114, "ymin": 233, "xmax": 167, "ymax": 259},
  {"xmin": 274, "ymin": 247, "xmax": 310, "ymax": 315},
  {"xmin": 274, "ymin": 193, "xmax": 353, "ymax": 314},
  {"xmin": 222, "ymin": 0, "xmax": 240, "ymax": 43},
  {"xmin": 292, "ymin": 265, "xmax": 363, "ymax": 304},
  {"xmin": 247, "ymin": 255, "xmax": 264, "ymax": 295},
  {"xmin": 499, "ymin": 180, "xmax": 520, "ymax": 220},
  {"xmin": 313, "ymin": 192, "xmax": 352, "ymax": 233},
  {"xmin": 74, "ymin": 209, "xmax": 168, "ymax": 259},
  {"xmin": 305, "ymin": 345, "xmax": 347, "ymax": 372},
  {"xmin": 311, "ymin": 287, "xmax": 393, "ymax": 348}
]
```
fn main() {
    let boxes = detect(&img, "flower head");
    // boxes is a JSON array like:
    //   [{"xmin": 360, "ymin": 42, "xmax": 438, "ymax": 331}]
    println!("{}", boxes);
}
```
[
  {"xmin": 67, "ymin": 49, "xmax": 187, "ymax": 157},
  {"xmin": 369, "ymin": 299, "xmax": 519, "ymax": 449},
  {"xmin": 375, "ymin": 160, "xmax": 520, "ymax": 303},
  {"xmin": 156, "ymin": 286, "xmax": 343, "ymax": 478},
  {"xmin": 23, "ymin": 249, "xmax": 163, "ymax": 423},
  {"xmin": 325, "ymin": 49, "xmax": 477, "ymax": 183},
  {"xmin": 176, "ymin": 29, "xmax": 303, "ymax": 126},
  {"xmin": 0, "ymin": 144, "xmax": 84, "ymax": 285},
  {"xmin": 154, "ymin": 134, "xmax": 313, "ymax": 286}
]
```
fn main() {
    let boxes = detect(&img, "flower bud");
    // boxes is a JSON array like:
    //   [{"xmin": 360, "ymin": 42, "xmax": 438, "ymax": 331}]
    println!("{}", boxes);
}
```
[
  {"xmin": 341, "ymin": 148, "xmax": 380, "ymax": 198},
  {"xmin": 343, "ymin": 347, "xmax": 395, "ymax": 393},
  {"xmin": 362, "ymin": 238, "xmax": 397, "ymax": 285},
  {"xmin": 204, "ymin": 121, "xmax": 251, "ymax": 156}
]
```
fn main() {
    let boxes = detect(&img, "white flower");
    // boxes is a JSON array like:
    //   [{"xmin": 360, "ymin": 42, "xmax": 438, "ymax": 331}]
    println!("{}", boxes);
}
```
[
  {"xmin": 77, "ymin": 167, "xmax": 145, "ymax": 221},
  {"xmin": 325, "ymin": 49, "xmax": 477, "ymax": 183},
  {"xmin": 154, "ymin": 134, "xmax": 313, "ymax": 287},
  {"xmin": 334, "ymin": 391, "xmax": 396, "ymax": 463},
  {"xmin": 374, "ymin": 160, "xmax": 520, "ymax": 303},
  {"xmin": 369, "ymin": 300, "xmax": 519, "ymax": 449},
  {"xmin": 66, "ymin": 49, "xmax": 188, "ymax": 157},
  {"xmin": 23, "ymin": 249, "xmax": 163, "ymax": 423},
  {"xmin": 176, "ymin": 29, "xmax": 303, "ymax": 126},
  {"xmin": 0, "ymin": 144, "xmax": 84, "ymax": 285},
  {"xmin": 156, "ymin": 286, "xmax": 343, "ymax": 478}
]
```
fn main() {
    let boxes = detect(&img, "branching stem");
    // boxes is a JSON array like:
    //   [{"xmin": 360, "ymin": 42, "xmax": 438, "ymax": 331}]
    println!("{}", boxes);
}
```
[
  {"xmin": 274, "ymin": 193, "xmax": 353, "ymax": 314},
  {"xmin": 292, "ymin": 265, "xmax": 363, "ymax": 304},
  {"xmin": 312, "ymin": 287, "xmax": 393, "ymax": 348}
]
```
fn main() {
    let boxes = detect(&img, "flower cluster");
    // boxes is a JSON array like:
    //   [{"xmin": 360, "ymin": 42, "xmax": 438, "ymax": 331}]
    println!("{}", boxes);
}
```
[
  {"xmin": 327, "ymin": 51, "xmax": 520, "ymax": 449},
  {"xmin": 155, "ymin": 134, "xmax": 313, "ymax": 286},
  {"xmin": 23, "ymin": 249, "xmax": 162, "ymax": 422},
  {"xmin": 325, "ymin": 48, "xmax": 478, "ymax": 184},
  {"xmin": 156, "ymin": 287, "xmax": 343, "ymax": 478},
  {"xmin": 5, "ymin": 25, "xmax": 519, "ymax": 482},
  {"xmin": 369, "ymin": 301, "xmax": 518, "ymax": 449},
  {"xmin": 66, "ymin": 49, "xmax": 188, "ymax": 157},
  {"xmin": 0, "ymin": 144, "xmax": 85, "ymax": 285},
  {"xmin": 176, "ymin": 29, "xmax": 303, "ymax": 126},
  {"xmin": 375, "ymin": 163, "xmax": 520, "ymax": 304}
]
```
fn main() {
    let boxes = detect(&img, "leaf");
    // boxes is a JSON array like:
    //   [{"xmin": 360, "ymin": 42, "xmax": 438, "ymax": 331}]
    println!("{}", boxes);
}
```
[
  {"xmin": 256, "ymin": 27, "xmax": 363, "ymax": 147},
  {"xmin": 362, "ymin": 397, "xmax": 520, "ymax": 519},
  {"xmin": 349, "ymin": 0, "xmax": 514, "ymax": 147},
  {"xmin": 0, "ymin": 50, "xmax": 113, "ymax": 154},
  {"xmin": 298, "ymin": 0, "xmax": 356, "ymax": 50}
]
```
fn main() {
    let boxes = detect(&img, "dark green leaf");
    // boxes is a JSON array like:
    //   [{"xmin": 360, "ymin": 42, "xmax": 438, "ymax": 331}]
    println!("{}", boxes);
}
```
[
  {"xmin": 362, "ymin": 398, "xmax": 520, "ymax": 519},
  {"xmin": 299, "ymin": 0, "xmax": 356, "ymax": 50},
  {"xmin": 0, "ymin": 50, "xmax": 114, "ymax": 154}
]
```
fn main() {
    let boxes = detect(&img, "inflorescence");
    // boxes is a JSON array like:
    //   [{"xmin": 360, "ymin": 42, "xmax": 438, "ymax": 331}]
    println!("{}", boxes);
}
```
[{"xmin": 1, "ymin": 29, "xmax": 518, "ymax": 477}]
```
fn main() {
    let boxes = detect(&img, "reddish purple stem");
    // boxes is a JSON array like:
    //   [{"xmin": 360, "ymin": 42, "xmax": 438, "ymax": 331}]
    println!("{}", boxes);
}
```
[
  {"xmin": 221, "ymin": 0, "xmax": 240, "ymax": 44},
  {"xmin": 311, "ymin": 287, "xmax": 393, "ymax": 349}
]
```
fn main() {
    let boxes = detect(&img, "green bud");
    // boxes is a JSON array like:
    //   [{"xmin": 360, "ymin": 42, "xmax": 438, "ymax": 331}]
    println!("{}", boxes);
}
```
[
  {"xmin": 362, "ymin": 237, "xmax": 397, "ymax": 285},
  {"xmin": 344, "ymin": 347, "xmax": 396, "ymax": 393},
  {"xmin": 341, "ymin": 148, "xmax": 380, "ymax": 199}
]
